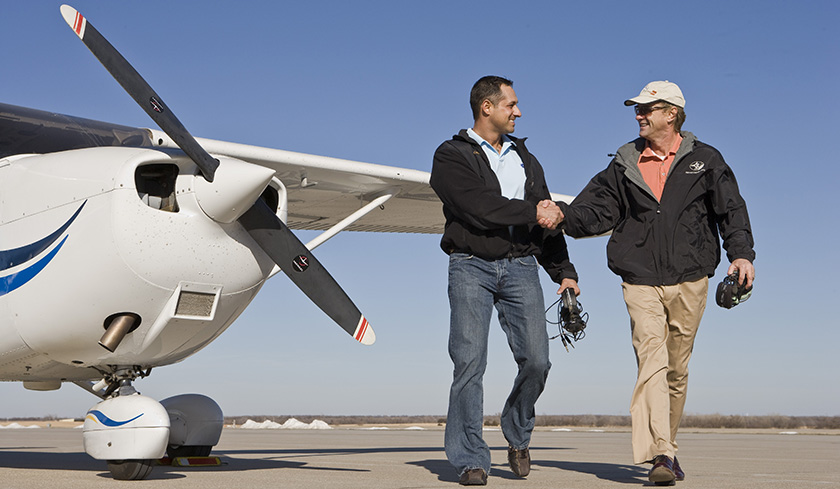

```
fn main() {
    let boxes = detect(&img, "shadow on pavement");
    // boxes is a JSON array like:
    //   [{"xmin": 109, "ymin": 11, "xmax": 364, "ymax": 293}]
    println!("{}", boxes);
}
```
[{"xmin": 537, "ymin": 459, "xmax": 648, "ymax": 484}]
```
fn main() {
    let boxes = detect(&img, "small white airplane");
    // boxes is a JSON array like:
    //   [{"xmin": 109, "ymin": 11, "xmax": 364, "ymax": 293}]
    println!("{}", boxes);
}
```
[
  {"xmin": 0, "ymin": 4, "xmax": 445, "ymax": 480},
  {"xmin": 1, "ymin": 5, "xmax": 574, "ymax": 481}
]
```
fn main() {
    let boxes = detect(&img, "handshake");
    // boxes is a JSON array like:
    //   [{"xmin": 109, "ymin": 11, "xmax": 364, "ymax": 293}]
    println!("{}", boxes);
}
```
[{"xmin": 536, "ymin": 200, "xmax": 564, "ymax": 230}]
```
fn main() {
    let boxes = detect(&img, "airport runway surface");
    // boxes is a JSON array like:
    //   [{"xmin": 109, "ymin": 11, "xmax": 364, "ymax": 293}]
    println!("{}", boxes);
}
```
[{"xmin": 1, "ymin": 426, "xmax": 838, "ymax": 488}]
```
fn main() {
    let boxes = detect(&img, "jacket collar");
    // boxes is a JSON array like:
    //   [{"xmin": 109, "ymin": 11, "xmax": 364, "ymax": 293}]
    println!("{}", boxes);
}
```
[
  {"xmin": 613, "ymin": 131, "xmax": 698, "ymax": 199},
  {"xmin": 615, "ymin": 131, "xmax": 697, "ymax": 169},
  {"xmin": 455, "ymin": 128, "xmax": 527, "ymax": 146},
  {"xmin": 453, "ymin": 129, "xmax": 537, "ymax": 194}
]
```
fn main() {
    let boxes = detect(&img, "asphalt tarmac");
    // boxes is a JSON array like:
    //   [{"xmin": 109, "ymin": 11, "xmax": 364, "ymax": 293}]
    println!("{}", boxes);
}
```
[{"xmin": 0, "ymin": 426, "xmax": 838, "ymax": 488}]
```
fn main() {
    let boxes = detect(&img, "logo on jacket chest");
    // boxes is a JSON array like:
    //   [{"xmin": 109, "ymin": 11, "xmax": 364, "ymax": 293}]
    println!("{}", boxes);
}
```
[{"xmin": 686, "ymin": 161, "xmax": 706, "ymax": 174}]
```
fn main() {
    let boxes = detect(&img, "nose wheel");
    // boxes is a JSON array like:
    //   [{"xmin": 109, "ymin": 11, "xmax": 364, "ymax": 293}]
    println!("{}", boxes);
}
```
[
  {"xmin": 82, "ymin": 378, "xmax": 170, "ymax": 481},
  {"xmin": 106, "ymin": 459, "xmax": 155, "ymax": 480}
]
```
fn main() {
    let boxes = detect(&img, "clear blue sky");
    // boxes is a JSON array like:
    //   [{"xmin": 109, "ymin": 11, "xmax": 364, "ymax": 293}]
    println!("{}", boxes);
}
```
[{"xmin": 1, "ymin": 1, "xmax": 837, "ymax": 419}]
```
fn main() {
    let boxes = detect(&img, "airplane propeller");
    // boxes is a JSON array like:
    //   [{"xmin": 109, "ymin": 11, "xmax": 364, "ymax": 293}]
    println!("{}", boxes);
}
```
[
  {"xmin": 239, "ymin": 201, "xmax": 373, "ymax": 343},
  {"xmin": 59, "ymin": 4, "xmax": 374, "ymax": 345},
  {"xmin": 59, "ymin": 5, "xmax": 218, "ymax": 183}
]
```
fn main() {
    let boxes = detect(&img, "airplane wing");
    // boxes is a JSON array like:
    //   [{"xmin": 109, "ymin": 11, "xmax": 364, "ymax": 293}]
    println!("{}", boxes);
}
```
[
  {"xmin": 150, "ymin": 130, "xmax": 574, "ymax": 236},
  {"xmin": 184, "ymin": 135, "xmax": 445, "ymax": 235}
]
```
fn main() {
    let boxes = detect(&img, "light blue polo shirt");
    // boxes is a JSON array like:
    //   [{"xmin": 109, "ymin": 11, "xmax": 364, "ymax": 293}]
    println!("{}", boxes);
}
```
[{"xmin": 467, "ymin": 128, "xmax": 526, "ymax": 200}]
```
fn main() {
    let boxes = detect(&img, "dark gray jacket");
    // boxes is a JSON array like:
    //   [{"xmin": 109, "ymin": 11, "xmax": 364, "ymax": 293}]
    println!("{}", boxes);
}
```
[{"xmin": 558, "ymin": 132, "xmax": 754, "ymax": 286}]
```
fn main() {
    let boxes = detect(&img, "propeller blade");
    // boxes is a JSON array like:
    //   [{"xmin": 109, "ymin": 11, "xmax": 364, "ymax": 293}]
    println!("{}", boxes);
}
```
[
  {"xmin": 59, "ymin": 5, "xmax": 219, "ymax": 182},
  {"xmin": 239, "ymin": 200, "xmax": 375, "ymax": 346}
]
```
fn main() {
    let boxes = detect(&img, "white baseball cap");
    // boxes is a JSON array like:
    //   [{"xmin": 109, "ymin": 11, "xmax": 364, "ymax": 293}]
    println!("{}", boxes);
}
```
[{"xmin": 624, "ymin": 80, "xmax": 685, "ymax": 108}]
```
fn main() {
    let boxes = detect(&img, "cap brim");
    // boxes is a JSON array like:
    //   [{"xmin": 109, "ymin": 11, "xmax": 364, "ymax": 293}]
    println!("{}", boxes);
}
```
[{"xmin": 624, "ymin": 95, "xmax": 659, "ymax": 106}]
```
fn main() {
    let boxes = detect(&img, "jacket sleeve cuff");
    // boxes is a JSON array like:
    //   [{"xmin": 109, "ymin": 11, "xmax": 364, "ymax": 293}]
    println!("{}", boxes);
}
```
[{"xmin": 548, "ymin": 264, "xmax": 578, "ymax": 284}]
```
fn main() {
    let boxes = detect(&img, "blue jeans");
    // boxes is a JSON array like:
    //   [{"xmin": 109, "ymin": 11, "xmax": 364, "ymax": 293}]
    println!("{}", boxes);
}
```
[{"xmin": 444, "ymin": 253, "xmax": 550, "ymax": 476}]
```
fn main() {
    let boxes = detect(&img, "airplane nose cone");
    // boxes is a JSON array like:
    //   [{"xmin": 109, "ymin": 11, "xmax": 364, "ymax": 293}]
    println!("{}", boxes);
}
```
[{"xmin": 194, "ymin": 156, "xmax": 276, "ymax": 223}]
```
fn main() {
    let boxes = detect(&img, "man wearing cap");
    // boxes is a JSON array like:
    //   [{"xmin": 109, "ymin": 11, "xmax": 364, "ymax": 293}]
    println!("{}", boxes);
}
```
[{"xmin": 538, "ymin": 81, "xmax": 755, "ymax": 485}]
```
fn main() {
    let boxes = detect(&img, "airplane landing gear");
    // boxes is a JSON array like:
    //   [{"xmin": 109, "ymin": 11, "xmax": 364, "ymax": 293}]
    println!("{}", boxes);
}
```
[
  {"xmin": 160, "ymin": 394, "xmax": 223, "ymax": 460},
  {"xmin": 167, "ymin": 445, "xmax": 212, "ymax": 458},
  {"xmin": 106, "ymin": 459, "xmax": 155, "ymax": 481},
  {"xmin": 83, "ymin": 382, "xmax": 170, "ymax": 481},
  {"xmin": 81, "ymin": 371, "xmax": 223, "ymax": 480}
]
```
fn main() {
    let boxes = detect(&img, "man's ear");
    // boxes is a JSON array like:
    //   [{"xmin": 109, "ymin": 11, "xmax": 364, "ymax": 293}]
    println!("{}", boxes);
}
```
[{"xmin": 480, "ymin": 99, "xmax": 493, "ymax": 117}]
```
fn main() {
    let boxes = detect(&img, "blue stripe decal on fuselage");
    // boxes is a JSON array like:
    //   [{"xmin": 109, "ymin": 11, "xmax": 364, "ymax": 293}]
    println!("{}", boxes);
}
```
[
  {"xmin": 0, "ymin": 200, "xmax": 86, "ymax": 272},
  {"xmin": 0, "ymin": 236, "xmax": 68, "ymax": 297},
  {"xmin": 86, "ymin": 410, "xmax": 144, "ymax": 427}
]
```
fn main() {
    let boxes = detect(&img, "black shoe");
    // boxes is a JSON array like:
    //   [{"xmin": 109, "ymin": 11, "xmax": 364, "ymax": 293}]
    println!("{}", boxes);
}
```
[
  {"xmin": 674, "ymin": 457, "xmax": 685, "ymax": 481},
  {"xmin": 649, "ymin": 455, "xmax": 676, "ymax": 486},
  {"xmin": 459, "ymin": 468, "xmax": 487, "ymax": 486},
  {"xmin": 507, "ymin": 446, "xmax": 530, "ymax": 477}
]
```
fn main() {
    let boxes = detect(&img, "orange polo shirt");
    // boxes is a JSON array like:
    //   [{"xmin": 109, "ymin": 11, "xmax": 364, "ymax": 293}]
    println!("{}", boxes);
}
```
[{"xmin": 637, "ymin": 135, "xmax": 682, "ymax": 201}]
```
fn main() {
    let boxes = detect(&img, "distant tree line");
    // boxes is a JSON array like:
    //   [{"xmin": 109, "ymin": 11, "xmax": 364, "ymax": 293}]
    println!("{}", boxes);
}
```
[
  {"xmin": 4, "ymin": 414, "xmax": 838, "ymax": 430},
  {"xmin": 532, "ymin": 414, "xmax": 840, "ymax": 430},
  {"xmin": 224, "ymin": 415, "xmax": 443, "ymax": 426},
  {"xmin": 220, "ymin": 414, "xmax": 840, "ymax": 430}
]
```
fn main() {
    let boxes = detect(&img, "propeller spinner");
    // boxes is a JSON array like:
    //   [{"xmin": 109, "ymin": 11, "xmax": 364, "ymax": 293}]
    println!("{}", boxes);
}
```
[{"xmin": 59, "ymin": 4, "xmax": 374, "ymax": 345}]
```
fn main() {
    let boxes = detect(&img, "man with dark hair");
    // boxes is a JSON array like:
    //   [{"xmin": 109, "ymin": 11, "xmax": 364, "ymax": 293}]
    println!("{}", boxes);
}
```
[
  {"xmin": 431, "ymin": 75, "xmax": 579, "ymax": 486},
  {"xmin": 540, "ymin": 80, "xmax": 755, "ymax": 485}
]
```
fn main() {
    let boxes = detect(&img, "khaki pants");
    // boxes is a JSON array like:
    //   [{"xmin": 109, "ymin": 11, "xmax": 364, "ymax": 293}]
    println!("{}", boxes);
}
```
[{"xmin": 622, "ymin": 277, "xmax": 708, "ymax": 464}]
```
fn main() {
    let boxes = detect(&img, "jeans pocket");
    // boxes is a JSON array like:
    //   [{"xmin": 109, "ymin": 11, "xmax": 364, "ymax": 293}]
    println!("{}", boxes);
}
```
[
  {"xmin": 513, "ymin": 255, "xmax": 537, "ymax": 267},
  {"xmin": 449, "ymin": 252, "xmax": 474, "ymax": 263}
]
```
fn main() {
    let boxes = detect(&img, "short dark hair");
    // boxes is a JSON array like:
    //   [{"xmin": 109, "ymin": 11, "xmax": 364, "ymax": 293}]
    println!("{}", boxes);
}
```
[{"xmin": 470, "ymin": 75, "xmax": 513, "ymax": 120}]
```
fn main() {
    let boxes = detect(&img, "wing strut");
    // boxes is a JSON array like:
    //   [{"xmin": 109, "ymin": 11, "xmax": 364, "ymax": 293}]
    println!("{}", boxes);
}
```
[{"xmin": 305, "ymin": 193, "xmax": 396, "ymax": 251}]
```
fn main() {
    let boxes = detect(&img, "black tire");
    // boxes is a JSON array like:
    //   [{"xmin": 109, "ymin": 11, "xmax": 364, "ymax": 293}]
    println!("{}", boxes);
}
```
[
  {"xmin": 167, "ymin": 445, "xmax": 212, "ymax": 458},
  {"xmin": 106, "ymin": 459, "xmax": 154, "ymax": 480}
]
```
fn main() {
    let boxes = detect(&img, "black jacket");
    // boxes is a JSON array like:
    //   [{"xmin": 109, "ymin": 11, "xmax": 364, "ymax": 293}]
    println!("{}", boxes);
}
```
[
  {"xmin": 558, "ymin": 132, "xmax": 754, "ymax": 286},
  {"xmin": 430, "ymin": 129, "xmax": 577, "ymax": 283}
]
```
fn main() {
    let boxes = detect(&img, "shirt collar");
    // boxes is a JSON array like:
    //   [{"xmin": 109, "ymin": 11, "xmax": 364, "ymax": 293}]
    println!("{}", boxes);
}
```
[
  {"xmin": 642, "ymin": 134, "xmax": 683, "ymax": 160},
  {"xmin": 467, "ymin": 128, "xmax": 516, "ymax": 155}
]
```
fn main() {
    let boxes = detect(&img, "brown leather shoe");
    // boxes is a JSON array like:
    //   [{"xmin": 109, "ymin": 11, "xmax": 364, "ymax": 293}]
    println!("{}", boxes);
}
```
[
  {"xmin": 674, "ymin": 457, "xmax": 685, "ymax": 481},
  {"xmin": 459, "ymin": 468, "xmax": 487, "ymax": 486},
  {"xmin": 508, "ymin": 446, "xmax": 530, "ymax": 477},
  {"xmin": 649, "ymin": 455, "xmax": 676, "ymax": 486}
]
